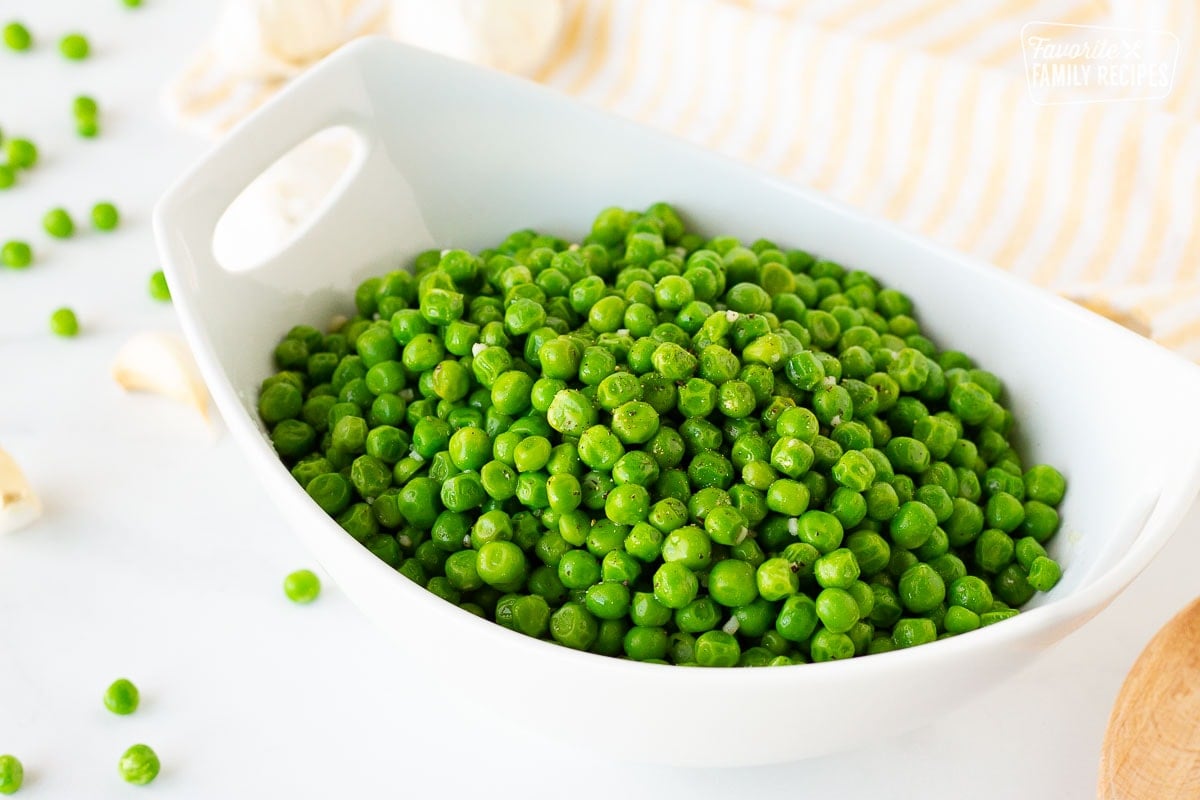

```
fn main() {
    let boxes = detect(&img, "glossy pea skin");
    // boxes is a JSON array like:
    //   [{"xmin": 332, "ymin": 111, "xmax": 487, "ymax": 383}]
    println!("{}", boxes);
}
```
[{"xmin": 258, "ymin": 204, "xmax": 1067, "ymax": 665}]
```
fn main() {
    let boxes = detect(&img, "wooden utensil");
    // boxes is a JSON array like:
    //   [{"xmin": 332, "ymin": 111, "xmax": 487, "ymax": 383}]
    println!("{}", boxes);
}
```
[{"xmin": 1099, "ymin": 597, "xmax": 1200, "ymax": 798}]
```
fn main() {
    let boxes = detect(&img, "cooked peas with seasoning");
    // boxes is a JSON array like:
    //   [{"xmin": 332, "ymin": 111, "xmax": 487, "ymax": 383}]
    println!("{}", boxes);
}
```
[{"xmin": 258, "ymin": 204, "xmax": 1067, "ymax": 666}]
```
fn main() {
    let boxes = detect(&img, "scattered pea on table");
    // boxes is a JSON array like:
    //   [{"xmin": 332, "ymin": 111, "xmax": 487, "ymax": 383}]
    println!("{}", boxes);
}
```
[
  {"xmin": 283, "ymin": 569, "xmax": 321, "ymax": 603},
  {"xmin": 1, "ymin": 241, "xmax": 32, "ymax": 269},
  {"xmin": 148, "ymin": 269, "xmax": 171, "ymax": 301},
  {"xmin": 4, "ymin": 139, "xmax": 37, "ymax": 170},
  {"xmin": 257, "ymin": 204, "xmax": 1068, "ymax": 666},
  {"xmin": 0, "ymin": 754, "xmax": 22, "ymax": 795},
  {"xmin": 104, "ymin": 678, "xmax": 140, "ymax": 715},
  {"xmin": 2, "ymin": 22, "xmax": 31, "ymax": 51},
  {"xmin": 118, "ymin": 744, "xmax": 159, "ymax": 785},
  {"xmin": 59, "ymin": 33, "xmax": 90, "ymax": 60},
  {"xmin": 92, "ymin": 201, "xmax": 120, "ymax": 231},
  {"xmin": 49, "ymin": 307, "xmax": 79, "ymax": 337},
  {"xmin": 43, "ymin": 208, "xmax": 75, "ymax": 239}
]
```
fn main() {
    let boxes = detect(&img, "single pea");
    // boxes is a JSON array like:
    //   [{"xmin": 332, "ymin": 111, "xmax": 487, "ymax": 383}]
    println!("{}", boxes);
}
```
[
  {"xmin": 944, "ymin": 605, "xmax": 981, "ymax": 634},
  {"xmin": 810, "ymin": 628, "xmax": 855, "ymax": 662},
  {"xmin": 148, "ymin": 270, "xmax": 172, "ymax": 301},
  {"xmin": 1024, "ymin": 464, "xmax": 1066, "ymax": 506},
  {"xmin": 661, "ymin": 526, "xmax": 712, "ymax": 570},
  {"xmin": 50, "ymin": 306, "xmax": 79, "ymax": 337},
  {"xmin": 118, "ymin": 744, "xmax": 160, "ymax": 785},
  {"xmin": 92, "ymin": 201, "xmax": 120, "ymax": 230},
  {"xmin": 898, "ymin": 563, "xmax": 945, "ymax": 613},
  {"xmin": 794, "ymin": 510, "xmax": 844, "ymax": 553},
  {"xmin": 1027, "ymin": 556, "xmax": 1063, "ymax": 592},
  {"xmin": 814, "ymin": 548, "xmax": 861, "ymax": 590},
  {"xmin": 60, "ymin": 33, "xmax": 90, "ymax": 59},
  {"xmin": 284, "ymin": 569, "xmax": 321, "ymax": 603},
  {"xmin": 74, "ymin": 94, "xmax": 99, "ymax": 117},
  {"xmin": 3, "ymin": 21, "xmax": 32, "ymax": 51},
  {"xmin": 892, "ymin": 617, "xmax": 937, "ymax": 648},
  {"xmin": 695, "ymin": 630, "xmax": 741, "ymax": 667},
  {"xmin": 476, "ymin": 540, "xmax": 526, "ymax": 589},
  {"xmin": 776, "ymin": 594, "xmax": 819, "ymax": 642},
  {"xmin": 605, "ymin": 483, "xmax": 650, "ymax": 525},
  {"xmin": 890, "ymin": 501, "xmax": 938, "ymax": 549},
  {"xmin": 550, "ymin": 602, "xmax": 599, "ymax": 650},
  {"xmin": 104, "ymin": 678, "xmax": 140, "ymax": 715},
  {"xmin": 0, "ymin": 755, "xmax": 22, "ymax": 795},
  {"xmin": 43, "ymin": 207, "xmax": 75, "ymax": 238},
  {"xmin": 4, "ymin": 139, "xmax": 37, "ymax": 170},
  {"xmin": 1, "ymin": 240, "xmax": 32, "ymax": 269},
  {"xmin": 815, "ymin": 587, "xmax": 860, "ymax": 633},
  {"xmin": 585, "ymin": 581, "xmax": 632, "ymax": 620},
  {"xmin": 653, "ymin": 561, "xmax": 699, "ymax": 609},
  {"xmin": 707, "ymin": 558, "xmax": 758, "ymax": 607},
  {"xmin": 986, "ymin": 491, "xmax": 1026, "ymax": 533}
]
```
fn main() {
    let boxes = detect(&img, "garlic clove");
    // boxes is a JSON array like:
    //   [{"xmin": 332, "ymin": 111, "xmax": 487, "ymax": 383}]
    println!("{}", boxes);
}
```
[
  {"xmin": 0, "ymin": 447, "xmax": 42, "ymax": 535},
  {"xmin": 112, "ymin": 332, "xmax": 210, "ymax": 420}
]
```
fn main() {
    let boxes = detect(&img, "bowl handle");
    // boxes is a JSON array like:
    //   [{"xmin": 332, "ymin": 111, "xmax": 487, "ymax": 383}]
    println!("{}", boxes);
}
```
[{"xmin": 153, "ymin": 37, "xmax": 386, "ymax": 286}]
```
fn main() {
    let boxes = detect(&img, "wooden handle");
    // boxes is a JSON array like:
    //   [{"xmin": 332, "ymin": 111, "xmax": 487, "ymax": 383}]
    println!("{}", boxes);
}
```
[{"xmin": 1099, "ymin": 596, "xmax": 1200, "ymax": 798}]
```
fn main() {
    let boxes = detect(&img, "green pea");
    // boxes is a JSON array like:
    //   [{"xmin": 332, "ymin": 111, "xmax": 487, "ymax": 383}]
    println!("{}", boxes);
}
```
[
  {"xmin": 550, "ymin": 602, "xmax": 598, "ymax": 650},
  {"xmin": 707, "ymin": 559, "xmax": 758, "ymax": 607},
  {"xmin": 892, "ymin": 618, "xmax": 937, "ymax": 648},
  {"xmin": 49, "ymin": 306, "xmax": 80, "ymax": 337},
  {"xmin": 3, "ymin": 21, "xmax": 32, "ymax": 50},
  {"xmin": 776, "ymin": 594, "xmax": 819, "ymax": 642},
  {"xmin": 476, "ymin": 541, "xmax": 526, "ymax": 589},
  {"xmin": 92, "ymin": 201, "xmax": 119, "ymax": 230},
  {"xmin": 1, "ymin": 240, "xmax": 33, "ymax": 269},
  {"xmin": 0, "ymin": 754, "xmax": 22, "ymax": 795},
  {"xmin": 5, "ymin": 139, "xmax": 37, "ymax": 169},
  {"xmin": 1024, "ymin": 464, "xmax": 1066, "ymax": 505},
  {"xmin": 43, "ymin": 207, "xmax": 75, "ymax": 238},
  {"xmin": 118, "ymin": 744, "xmax": 161, "ymax": 785},
  {"xmin": 104, "ymin": 678, "xmax": 140, "ymax": 715},
  {"xmin": 695, "ymin": 630, "xmax": 741, "ymax": 667},
  {"xmin": 60, "ymin": 32, "xmax": 90, "ymax": 60}
]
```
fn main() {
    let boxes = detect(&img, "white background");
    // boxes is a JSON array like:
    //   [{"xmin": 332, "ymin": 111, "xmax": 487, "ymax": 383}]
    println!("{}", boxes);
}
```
[{"xmin": 1, "ymin": 2, "xmax": 1197, "ymax": 797}]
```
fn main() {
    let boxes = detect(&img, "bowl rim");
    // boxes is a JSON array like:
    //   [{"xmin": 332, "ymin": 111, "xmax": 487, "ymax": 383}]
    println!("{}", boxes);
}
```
[{"xmin": 154, "ymin": 36, "xmax": 1200, "ymax": 683}]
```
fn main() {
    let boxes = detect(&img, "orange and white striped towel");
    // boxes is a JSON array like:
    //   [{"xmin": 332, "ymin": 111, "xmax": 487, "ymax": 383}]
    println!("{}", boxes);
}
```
[{"xmin": 168, "ymin": 0, "xmax": 1200, "ymax": 358}]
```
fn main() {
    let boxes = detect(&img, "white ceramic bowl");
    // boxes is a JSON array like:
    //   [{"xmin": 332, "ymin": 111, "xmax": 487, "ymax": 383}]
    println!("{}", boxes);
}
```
[{"xmin": 155, "ymin": 38, "xmax": 1200, "ymax": 767}]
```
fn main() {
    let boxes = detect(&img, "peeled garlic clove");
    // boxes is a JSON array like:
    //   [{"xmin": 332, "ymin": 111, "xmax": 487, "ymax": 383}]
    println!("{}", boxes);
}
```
[
  {"xmin": 465, "ymin": 0, "xmax": 565, "ymax": 75},
  {"xmin": 390, "ymin": 0, "xmax": 565, "ymax": 76},
  {"xmin": 0, "ymin": 447, "xmax": 41, "ymax": 535},
  {"xmin": 112, "ymin": 332, "xmax": 209, "ymax": 419}
]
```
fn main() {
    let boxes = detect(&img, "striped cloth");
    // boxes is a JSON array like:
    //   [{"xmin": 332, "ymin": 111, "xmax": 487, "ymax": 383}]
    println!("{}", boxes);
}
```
[
  {"xmin": 530, "ymin": 0, "xmax": 1200, "ymax": 358},
  {"xmin": 169, "ymin": 0, "xmax": 1200, "ymax": 358}
]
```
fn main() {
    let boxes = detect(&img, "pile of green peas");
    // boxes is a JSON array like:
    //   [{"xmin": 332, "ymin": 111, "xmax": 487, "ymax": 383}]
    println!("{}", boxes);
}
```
[{"xmin": 259, "ymin": 203, "xmax": 1067, "ymax": 667}]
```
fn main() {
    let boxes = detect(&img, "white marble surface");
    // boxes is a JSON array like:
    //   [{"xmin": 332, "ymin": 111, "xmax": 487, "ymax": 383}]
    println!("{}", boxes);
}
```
[{"xmin": 1, "ymin": 2, "xmax": 1196, "ymax": 797}]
